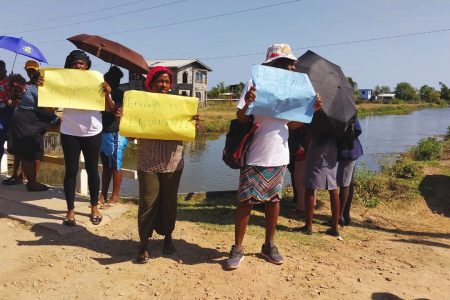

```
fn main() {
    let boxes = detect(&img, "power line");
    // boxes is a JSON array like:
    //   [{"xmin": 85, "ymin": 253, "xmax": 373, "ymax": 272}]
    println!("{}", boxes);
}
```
[
  {"xmin": 201, "ymin": 27, "xmax": 450, "ymax": 60},
  {"xmin": 10, "ymin": 0, "xmax": 189, "ymax": 35},
  {"xmin": 100, "ymin": 0, "xmax": 303, "ymax": 36},
  {"xmin": 3, "ymin": 0, "xmax": 153, "ymax": 29},
  {"xmin": 35, "ymin": 0, "xmax": 304, "ymax": 44}
]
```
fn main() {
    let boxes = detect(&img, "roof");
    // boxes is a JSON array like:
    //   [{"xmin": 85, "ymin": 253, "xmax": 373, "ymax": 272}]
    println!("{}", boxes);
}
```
[{"xmin": 146, "ymin": 59, "xmax": 212, "ymax": 71}]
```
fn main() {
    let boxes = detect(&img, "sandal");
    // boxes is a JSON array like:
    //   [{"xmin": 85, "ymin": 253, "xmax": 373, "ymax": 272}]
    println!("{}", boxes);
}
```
[
  {"xmin": 286, "ymin": 208, "xmax": 304, "ymax": 219},
  {"xmin": 89, "ymin": 215, "xmax": 103, "ymax": 225},
  {"xmin": 2, "ymin": 177, "xmax": 21, "ymax": 186},
  {"xmin": 325, "ymin": 228, "xmax": 341, "ymax": 237},
  {"xmin": 136, "ymin": 248, "xmax": 150, "ymax": 264},
  {"xmin": 27, "ymin": 183, "xmax": 49, "ymax": 192},
  {"xmin": 295, "ymin": 225, "xmax": 313, "ymax": 235},
  {"xmin": 62, "ymin": 218, "xmax": 76, "ymax": 226}
]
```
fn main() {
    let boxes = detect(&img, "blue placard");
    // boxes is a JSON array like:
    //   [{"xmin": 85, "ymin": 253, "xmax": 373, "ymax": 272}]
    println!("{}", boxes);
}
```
[{"xmin": 248, "ymin": 65, "xmax": 316, "ymax": 123}]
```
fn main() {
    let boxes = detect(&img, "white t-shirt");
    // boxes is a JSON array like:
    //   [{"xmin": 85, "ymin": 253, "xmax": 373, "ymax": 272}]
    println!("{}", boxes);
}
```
[
  {"xmin": 60, "ymin": 108, "xmax": 103, "ymax": 137},
  {"xmin": 237, "ymin": 80, "xmax": 289, "ymax": 167}
]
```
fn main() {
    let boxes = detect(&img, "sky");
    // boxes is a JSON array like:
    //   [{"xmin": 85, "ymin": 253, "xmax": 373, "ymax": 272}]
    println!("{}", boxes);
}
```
[{"xmin": 1, "ymin": 0, "xmax": 450, "ymax": 91}]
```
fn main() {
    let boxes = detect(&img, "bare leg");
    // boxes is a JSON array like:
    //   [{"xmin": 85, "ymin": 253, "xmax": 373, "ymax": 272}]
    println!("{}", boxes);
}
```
[
  {"xmin": 329, "ymin": 189, "xmax": 340, "ymax": 231},
  {"xmin": 264, "ymin": 202, "xmax": 280, "ymax": 244},
  {"xmin": 21, "ymin": 160, "xmax": 36, "ymax": 185},
  {"xmin": 99, "ymin": 166, "xmax": 112, "ymax": 205},
  {"xmin": 339, "ymin": 186, "xmax": 350, "ymax": 220},
  {"xmin": 109, "ymin": 170, "xmax": 123, "ymax": 204},
  {"xmin": 343, "ymin": 182, "xmax": 354, "ymax": 224},
  {"xmin": 304, "ymin": 188, "xmax": 316, "ymax": 232},
  {"xmin": 234, "ymin": 203, "xmax": 253, "ymax": 250}
]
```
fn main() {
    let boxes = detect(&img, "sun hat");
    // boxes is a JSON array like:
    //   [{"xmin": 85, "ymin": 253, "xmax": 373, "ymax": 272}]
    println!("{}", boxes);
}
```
[
  {"xmin": 24, "ymin": 60, "xmax": 39, "ymax": 71},
  {"xmin": 263, "ymin": 43, "xmax": 297, "ymax": 64}
]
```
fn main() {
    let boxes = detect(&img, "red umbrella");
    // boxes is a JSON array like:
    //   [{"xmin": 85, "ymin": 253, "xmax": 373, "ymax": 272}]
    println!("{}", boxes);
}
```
[{"xmin": 67, "ymin": 34, "xmax": 149, "ymax": 74}]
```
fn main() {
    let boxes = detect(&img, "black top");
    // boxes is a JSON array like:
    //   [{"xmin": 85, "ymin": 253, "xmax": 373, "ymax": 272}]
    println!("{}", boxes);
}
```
[{"xmin": 102, "ymin": 88, "xmax": 124, "ymax": 133}]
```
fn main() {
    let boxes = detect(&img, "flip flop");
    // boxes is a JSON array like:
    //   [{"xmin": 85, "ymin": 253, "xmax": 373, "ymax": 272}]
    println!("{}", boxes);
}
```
[
  {"xmin": 295, "ymin": 225, "xmax": 313, "ymax": 235},
  {"xmin": 2, "ymin": 177, "xmax": 21, "ymax": 186},
  {"xmin": 90, "ymin": 215, "xmax": 103, "ymax": 225},
  {"xmin": 100, "ymin": 202, "xmax": 118, "ymax": 209},
  {"xmin": 62, "ymin": 218, "xmax": 76, "ymax": 226},
  {"xmin": 27, "ymin": 183, "xmax": 49, "ymax": 192},
  {"xmin": 325, "ymin": 228, "xmax": 341, "ymax": 237},
  {"xmin": 136, "ymin": 249, "xmax": 150, "ymax": 264}
]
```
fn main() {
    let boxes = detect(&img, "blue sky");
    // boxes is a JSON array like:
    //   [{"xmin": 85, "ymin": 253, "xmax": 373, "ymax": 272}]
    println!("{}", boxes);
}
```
[{"xmin": 1, "ymin": 0, "xmax": 449, "ymax": 90}]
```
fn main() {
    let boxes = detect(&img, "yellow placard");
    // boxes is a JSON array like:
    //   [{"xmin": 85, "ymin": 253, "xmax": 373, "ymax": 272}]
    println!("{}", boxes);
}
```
[
  {"xmin": 38, "ymin": 68, "xmax": 105, "ymax": 110},
  {"xmin": 119, "ymin": 90, "xmax": 198, "ymax": 141}
]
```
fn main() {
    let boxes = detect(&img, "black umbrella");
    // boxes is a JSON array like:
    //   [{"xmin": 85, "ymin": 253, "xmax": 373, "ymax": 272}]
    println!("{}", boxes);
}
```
[{"xmin": 295, "ymin": 50, "xmax": 356, "ymax": 137}]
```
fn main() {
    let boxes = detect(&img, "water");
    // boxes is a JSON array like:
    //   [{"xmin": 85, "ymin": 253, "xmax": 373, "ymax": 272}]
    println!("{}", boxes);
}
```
[{"xmin": 37, "ymin": 107, "xmax": 450, "ymax": 195}]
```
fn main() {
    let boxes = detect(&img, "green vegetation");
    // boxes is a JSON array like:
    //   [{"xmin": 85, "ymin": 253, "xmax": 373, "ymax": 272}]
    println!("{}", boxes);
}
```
[
  {"xmin": 411, "ymin": 137, "xmax": 443, "ymax": 161},
  {"xmin": 382, "ymin": 159, "xmax": 422, "ymax": 179},
  {"xmin": 198, "ymin": 100, "xmax": 236, "ymax": 133}
]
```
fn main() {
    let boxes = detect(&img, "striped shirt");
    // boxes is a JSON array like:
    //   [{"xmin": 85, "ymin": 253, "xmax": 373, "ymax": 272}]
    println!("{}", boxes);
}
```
[{"xmin": 137, "ymin": 138, "xmax": 184, "ymax": 173}]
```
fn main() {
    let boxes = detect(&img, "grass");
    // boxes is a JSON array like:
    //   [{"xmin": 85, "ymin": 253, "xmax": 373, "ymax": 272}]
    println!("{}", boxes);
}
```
[
  {"xmin": 357, "ymin": 102, "xmax": 447, "ymax": 118},
  {"xmin": 198, "ymin": 101, "xmax": 448, "ymax": 135},
  {"xmin": 198, "ymin": 100, "xmax": 237, "ymax": 134}
]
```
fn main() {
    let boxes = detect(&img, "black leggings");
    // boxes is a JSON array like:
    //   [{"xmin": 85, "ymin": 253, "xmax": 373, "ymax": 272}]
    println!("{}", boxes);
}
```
[{"xmin": 60, "ymin": 133, "xmax": 101, "ymax": 210}]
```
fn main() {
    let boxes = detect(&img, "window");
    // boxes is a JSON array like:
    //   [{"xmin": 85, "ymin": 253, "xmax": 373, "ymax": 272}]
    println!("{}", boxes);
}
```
[
  {"xmin": 182, "ymin": 72, "xmax": 188, "ymax": 84},
  {"xmin": 195, "ymin": 91, "xmax": 202, "ymax": 99},
  {"xmin": 195, "ymin": 71, "xmax": 206, "ymax": 83}
]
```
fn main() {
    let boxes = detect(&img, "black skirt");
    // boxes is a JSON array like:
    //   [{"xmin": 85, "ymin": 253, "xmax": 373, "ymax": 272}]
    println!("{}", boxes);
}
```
[{"xmin": 7, "ymin": 109, "xmax": 49, "ymax": 160}]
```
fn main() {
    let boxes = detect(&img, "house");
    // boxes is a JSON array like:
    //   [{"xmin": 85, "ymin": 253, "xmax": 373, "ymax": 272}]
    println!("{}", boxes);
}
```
[
  {"xmin": 358, "ymin": 89, "xmax": 373, "ymax": 100},
  {"xmin": 375, "ymin": 93, "xmax": 396, "ymax": 100},
  {"xmin": 126, "ymin": 59, "xmax": 212, "ymax": 104}
]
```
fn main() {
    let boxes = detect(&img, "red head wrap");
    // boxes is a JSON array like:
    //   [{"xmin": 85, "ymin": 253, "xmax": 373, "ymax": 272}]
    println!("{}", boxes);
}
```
[{"xmin": 144, "ymin": 66, "xmax": 173, "ymax": 92}]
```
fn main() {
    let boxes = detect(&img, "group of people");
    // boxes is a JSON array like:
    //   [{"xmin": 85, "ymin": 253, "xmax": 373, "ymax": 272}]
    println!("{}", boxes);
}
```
[{"xmin": 0, "ymin": 43, "xmax": 362, "ymax": 269}]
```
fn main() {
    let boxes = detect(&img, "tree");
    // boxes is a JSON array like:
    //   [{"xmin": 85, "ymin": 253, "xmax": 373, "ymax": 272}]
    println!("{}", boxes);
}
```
[
  {"xmin": 207, "ymin": 81, "xmax": 230, "ymax": 98},
  {"xmin": 346, "ymin": 77, "xmax": 359, "ymax": 99},
  {"xmin": 374, "ymin": 85, "xmax": 391, "ymax": 95},
  {"xmin": 439, "ymin": 82, "xmax": 450, "ymax": 102},
  {"xmin": 395, "ymin": 82, "xmax": 418, "ymax": 102},
  {"xmin": 419, "ymin": 85, "xmax": 440, "ymax": 103}
]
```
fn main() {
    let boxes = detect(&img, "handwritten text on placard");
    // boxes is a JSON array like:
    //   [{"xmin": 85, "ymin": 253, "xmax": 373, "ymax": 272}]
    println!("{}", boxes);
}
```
[
  {"xmin": 119, "ymin": 90, "xmax": 198, "ymax": 141},
  {"xmin": 248, "ymin": 65, "xmax": 316, "ymax": 123},
  {"xmin": 38, "ymin": 68, "xmax": 105, "ymax": 110}
]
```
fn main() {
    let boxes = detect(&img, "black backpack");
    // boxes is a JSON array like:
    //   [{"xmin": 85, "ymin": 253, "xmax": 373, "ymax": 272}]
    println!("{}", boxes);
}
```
[{"xmin": 222, "ymin": 115, "xmax": 260, "ymax": 169}]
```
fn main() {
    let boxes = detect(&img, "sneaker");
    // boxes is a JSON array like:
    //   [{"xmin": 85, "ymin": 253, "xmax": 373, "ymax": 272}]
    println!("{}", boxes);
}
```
[
  {"xmin": 225, "ymin": 245, "xmax": 244, "ymax": 270},
  {"xmin": 261, "ymin": 241, "xmax": 284, "ymax": 265}
]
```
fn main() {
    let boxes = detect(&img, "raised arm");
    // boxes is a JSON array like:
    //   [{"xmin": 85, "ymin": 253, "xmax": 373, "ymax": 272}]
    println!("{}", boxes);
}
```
[{"xmin": 236, "ymin": 86, "xmax": 256, "ymax": 123}]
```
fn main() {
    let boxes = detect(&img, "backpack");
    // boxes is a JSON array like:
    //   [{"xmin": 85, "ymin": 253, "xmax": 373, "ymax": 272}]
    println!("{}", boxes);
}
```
[{"xmin": 222, "ymin": 115, "xmax": 260, "ymax": 169}]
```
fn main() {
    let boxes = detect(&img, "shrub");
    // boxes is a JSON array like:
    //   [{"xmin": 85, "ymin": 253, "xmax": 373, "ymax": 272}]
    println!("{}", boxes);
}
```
[
  {"xmin": 412, "ymin": 137, "xmax": 443, "ymax": 161},
  {"xmin": 353, "ymin": 166, "xmax": 384, "ymax": 208},
  {"xmin": 381, "ymin": 159, "xmax": 422, "ymax": 179}
]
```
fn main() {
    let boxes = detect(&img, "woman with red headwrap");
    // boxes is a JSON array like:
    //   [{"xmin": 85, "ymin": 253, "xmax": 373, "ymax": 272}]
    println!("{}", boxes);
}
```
[{"xmin": 117, "ymin": 66, "xmax": 199, "ymax": 263}]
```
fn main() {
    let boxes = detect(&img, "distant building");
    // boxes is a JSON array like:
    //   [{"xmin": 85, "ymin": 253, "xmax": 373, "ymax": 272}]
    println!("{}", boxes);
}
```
[
  {"xmin": 375, "ymin": 93, "xmax": 396, "ymax": 100},
  {"xmin": 358, "ymin": 89, "xmax": 373, "ymax": 100},
  {"xmin": 126, "ymin": 59, "xmax": 212, "ymax": 104}
]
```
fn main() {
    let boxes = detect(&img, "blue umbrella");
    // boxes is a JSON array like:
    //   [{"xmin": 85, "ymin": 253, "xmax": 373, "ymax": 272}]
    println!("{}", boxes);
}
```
[{"xmin": 0, "ymin": 36, "xmax": 48, "ymax": 73}]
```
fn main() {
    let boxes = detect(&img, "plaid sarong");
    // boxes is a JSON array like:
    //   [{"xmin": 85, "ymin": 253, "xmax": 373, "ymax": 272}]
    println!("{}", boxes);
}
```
[{"xmin": 238, "ymin": 165, "xmax": 286, "ymax": 204}]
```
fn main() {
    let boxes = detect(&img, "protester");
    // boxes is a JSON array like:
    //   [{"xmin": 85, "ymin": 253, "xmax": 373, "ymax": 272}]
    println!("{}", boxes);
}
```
[
  {"xmin": 45, "ymin": 50, "xmax": 115, "ymax": 226},
  {"xmin": 0, "ymin": 60, "xmax": 12, "ymax": 170},
  {"xmin": 288, "ymin": 125, "xmax": 317, "ymax": 218},
  {"xmin": 115, "ymin": 66, "xmax": 199, "ymax": 263},
  {"xmin": 99, "ymin": 66, "xmax": 128, "ymax": 208},
  {"xmin": 337, "ymin": 117, "xmax": 363, "ymax": 226},
  {"xmin": 7, "ymin": 61, "xmax": 58, "ymax": 191},
  {"xmin": 226, "ymin": 44, "xmax": 321, "ymax": 270},
  {"xmin": 297, "ymin": 118, "xmax": 340, "ymax": 236}
]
